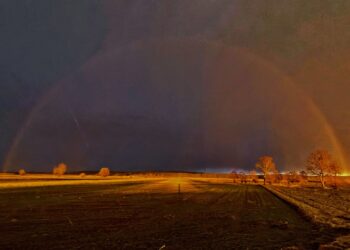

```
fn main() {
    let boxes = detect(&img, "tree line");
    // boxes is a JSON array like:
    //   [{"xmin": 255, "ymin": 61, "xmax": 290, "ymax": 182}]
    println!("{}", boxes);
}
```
[
  {"xmin": 252, "ymin": 149, "xmax": 343, "ymax": 188},
  {"xmin": 15, "ymin": 149, "xmax": 344, "ymax": 189}
]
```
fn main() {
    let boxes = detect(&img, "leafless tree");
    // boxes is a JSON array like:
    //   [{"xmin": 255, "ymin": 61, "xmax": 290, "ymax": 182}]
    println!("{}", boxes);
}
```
[
  {"xmin": 99, "ymin": 167, "xmax": 110, "ymax": 177},
  {"xmin": 306, "ymin": 150, "xmax": 336, "ymax": 188},
  {"xmin": 53, "ymin": 163, "xmax": 67, "ymax": 176},
  {"xmin": 255, "ymin": 156, "xmax": 277, "ymax": 185}
]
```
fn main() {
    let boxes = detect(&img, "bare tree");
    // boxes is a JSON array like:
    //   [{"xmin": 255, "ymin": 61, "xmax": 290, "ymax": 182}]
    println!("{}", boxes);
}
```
[
  {"xmin": 99, "ymin": 167, "xmax": 110, "ymax": 177},
  {"xmin": 53, "ymin": 163, "xmax": 67, "ymax": 176},
  {"xmin": 306, "ymin": 150, "xmax": 333, "ymax": 188},
  {"xmin": 255, "ymin": 156, "xmax": 277, "ymax": 185}
]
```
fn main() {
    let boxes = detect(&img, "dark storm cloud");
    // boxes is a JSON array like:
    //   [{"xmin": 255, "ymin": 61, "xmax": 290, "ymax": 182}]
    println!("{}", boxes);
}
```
[
  {"xmin": 1, "ymin": 0, "xmax": 350, "ymax": 172},
  {"xmin": 0, "ymin": 0, "xmax": 106, "ymax": 169}
]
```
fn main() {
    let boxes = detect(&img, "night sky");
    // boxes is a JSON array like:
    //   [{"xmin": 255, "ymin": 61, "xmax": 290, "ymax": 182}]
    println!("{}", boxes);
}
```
[{"xmin": 1, "ymin": 0, "xmax": 350, "ymax": 172}]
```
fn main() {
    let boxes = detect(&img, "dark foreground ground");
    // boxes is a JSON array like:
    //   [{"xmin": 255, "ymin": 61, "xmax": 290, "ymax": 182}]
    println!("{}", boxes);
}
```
[{"xmin": 0, "ymin": 179, "xmax": 347, "ymax": 249}]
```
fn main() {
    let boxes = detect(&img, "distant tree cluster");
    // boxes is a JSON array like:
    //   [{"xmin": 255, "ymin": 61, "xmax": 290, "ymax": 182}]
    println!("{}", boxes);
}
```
[
  {"xmin": 251, "ymin": 149, "xmax": 343, "ymax": 189},
  {"xmin": 285, "ymin": 171, "xmax": 304, "ymax": 185},
  {"xmin": 230, "ymin": 170, "xmax": 259, "ymax": 184}
]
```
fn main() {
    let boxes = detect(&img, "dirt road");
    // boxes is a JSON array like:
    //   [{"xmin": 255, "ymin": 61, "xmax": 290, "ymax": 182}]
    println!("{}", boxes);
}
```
[{"xmin": 0, "ymin": 178, "xmax": 346, "ymax": 249}]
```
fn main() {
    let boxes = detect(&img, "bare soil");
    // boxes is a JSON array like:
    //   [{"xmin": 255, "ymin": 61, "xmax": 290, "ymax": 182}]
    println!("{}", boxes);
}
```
[{"xmin": 0, "ymin": 179, "xmax": 347, "ymax": 249}]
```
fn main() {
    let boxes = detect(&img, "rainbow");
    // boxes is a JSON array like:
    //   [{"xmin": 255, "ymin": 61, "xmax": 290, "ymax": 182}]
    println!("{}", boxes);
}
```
[{"xmin": 3, "ymin": 39, "xmax": 348, "ymax": 172}]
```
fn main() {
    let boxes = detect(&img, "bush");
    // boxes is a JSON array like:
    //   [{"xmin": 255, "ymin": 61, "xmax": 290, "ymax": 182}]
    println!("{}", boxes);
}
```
[
  {"xmin": 98, "ymin": 167, "xmax": 110, "ymax": 177},
  {"xmin": 53, "ymin": 163, "xmax": 67, "ymax": 176},
  {"xmin": 18, "ymin": 169, "xmax": 26, "ymax": 176}
]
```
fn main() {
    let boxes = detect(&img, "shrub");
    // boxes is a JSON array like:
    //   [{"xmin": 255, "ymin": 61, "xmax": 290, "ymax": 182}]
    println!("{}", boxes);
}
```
[
  {"xmin": 18, "ymin": 169, "xmax": 26, "ymax": 176},
  {"xmin": 230, "ymin": 170, "xmax": 238, "ymax": 183},
  {"xmin": 98, "ymin": 167, "xmax": 110, "ymax": 177},
  {"xmin": 53, "ymin": 163, "xmax": 67, "ymax": 176},
  {"xmin": 249, "ymin": 170, "xmax": 258, "ymax": 183},
  {"xmin": 286, "ymin": 171, "xmax": 300, "ymax": 185}
]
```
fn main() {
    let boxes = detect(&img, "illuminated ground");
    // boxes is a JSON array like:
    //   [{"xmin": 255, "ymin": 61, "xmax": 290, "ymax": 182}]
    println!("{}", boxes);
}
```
[{"xmin": 0, "ymin": 177, "xmax": 347, "ymax": 249}]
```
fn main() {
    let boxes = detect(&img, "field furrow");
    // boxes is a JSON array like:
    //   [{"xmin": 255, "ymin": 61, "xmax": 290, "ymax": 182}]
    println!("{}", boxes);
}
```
[{"xmin": 0, "ymin": 178, "xmax": 347, "ymax": 249}]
